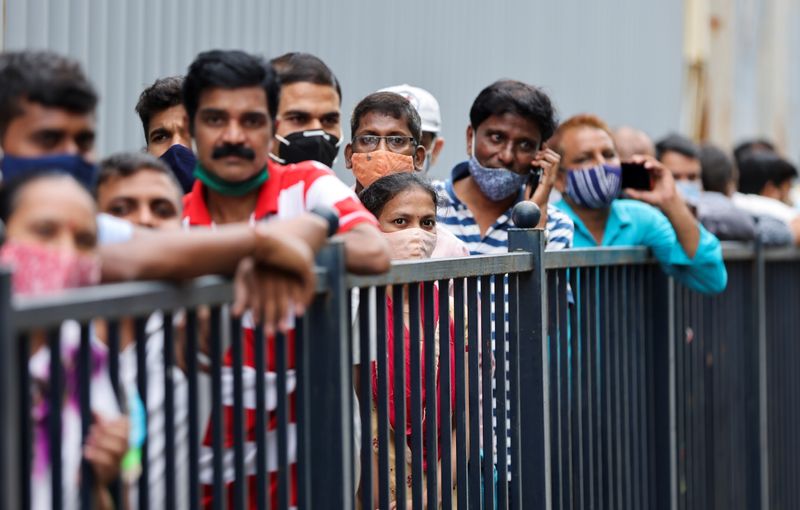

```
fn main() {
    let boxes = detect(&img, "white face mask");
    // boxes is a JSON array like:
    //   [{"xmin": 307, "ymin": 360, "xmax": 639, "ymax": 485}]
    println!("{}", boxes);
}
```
[{"xmin": 382, "ymin": 227, "xmax": 437, "ymax": 260}]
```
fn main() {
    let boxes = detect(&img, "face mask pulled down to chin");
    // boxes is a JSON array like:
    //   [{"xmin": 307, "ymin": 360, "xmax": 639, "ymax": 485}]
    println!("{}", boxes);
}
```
[{"xmin": 383, "ymin": 228, "xmax": 437, "ymax": 260}]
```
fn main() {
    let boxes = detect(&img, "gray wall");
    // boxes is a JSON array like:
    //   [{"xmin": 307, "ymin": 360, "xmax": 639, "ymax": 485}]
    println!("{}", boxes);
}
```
[{"xmin": 4, "ymin": 0, "xmax": 685, "ymax": 182}]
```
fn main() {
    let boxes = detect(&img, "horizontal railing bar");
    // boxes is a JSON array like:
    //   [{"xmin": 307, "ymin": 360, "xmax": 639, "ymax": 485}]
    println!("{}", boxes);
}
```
[
  {"xmin": 544, "ymin": 247, "xmax": 653, "ymax": 269},
  {"xmin": 346, "ymin": 252, "xmax": 534, "ymax": 288},
  {"xmin": 762, "ymin": 246, "xmax": 800, "ymax": 262},
  {"xmin": 720, "ymin": 242, "xmax": 756, "ymax": 261},
  {"xmin": 11, "ymin": 268, "xmax": 329, "ymax": 331}
]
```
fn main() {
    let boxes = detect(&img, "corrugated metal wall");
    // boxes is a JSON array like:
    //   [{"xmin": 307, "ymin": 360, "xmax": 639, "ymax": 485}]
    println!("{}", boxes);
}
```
[{"xmin": 3, "ymin": 0, "xmax": 686, "ymax": 181}]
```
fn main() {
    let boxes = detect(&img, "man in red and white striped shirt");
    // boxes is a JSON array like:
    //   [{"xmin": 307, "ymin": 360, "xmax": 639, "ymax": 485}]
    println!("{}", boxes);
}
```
[{"xmin": 181, "ymin": 49, "xmax": 389, "ymax": 508}]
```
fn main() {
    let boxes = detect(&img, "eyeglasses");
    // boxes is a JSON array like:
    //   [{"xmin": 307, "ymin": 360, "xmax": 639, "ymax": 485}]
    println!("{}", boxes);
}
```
[{"xmin": 353, "ymin": 135, "xmax": 417, "ymax": 151}]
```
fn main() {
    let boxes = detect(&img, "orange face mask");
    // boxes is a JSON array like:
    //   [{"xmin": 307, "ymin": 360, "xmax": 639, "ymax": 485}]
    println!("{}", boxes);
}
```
[{"xmin": 351, "ymin": 150, "xmax": 415, "ymax": 188}]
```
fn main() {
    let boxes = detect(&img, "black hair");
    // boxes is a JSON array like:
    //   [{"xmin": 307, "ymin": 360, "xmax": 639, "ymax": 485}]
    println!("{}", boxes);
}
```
[
  {"xmin": 469, "ymin": 80, "xmax": 557, "ymax": 141},
  {"xmin": 183, "ymin": 50, "xmax": 279, "ymax": 133},
  {"xmin": 0, "ymin": 50, "xmax": 98, "ymax": 137},
  {"xmin": 733, "ymin": 138, "xmax": 777, "ymax": 167},
  {"xmin": 699, "ymin": 144, "xmax": 736, "ymax": 193},
  {"xmin": 96, "ymin": 151, "xmax": 182, "ymax": 198},
  {"xmin": 270, "ymin": 52, "xmax": 341, "ymax": 104},
  {"xmin": 655, "ymin": 133, "xmax": 701, "ymax": 160},
  {"xmin": 737, "ymin": 152, "xmax": 798, "ymax": 195},
  {"xmin": 135, "ymin": 76, "xmax": 184, "ymax": 142},
  {"xmin": 0, "ymin": 170, "xmax": 84, "ymax": 224},
  {"xmin": 357, "ymin": 172, "xmax": 438, "ymax": 219},
  {"xmin": 351, "ymin": 92, "xmax": 422, "ymax": 143}
]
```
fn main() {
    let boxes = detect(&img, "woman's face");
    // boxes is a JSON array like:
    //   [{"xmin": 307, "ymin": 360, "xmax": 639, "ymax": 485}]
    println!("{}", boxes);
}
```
[
  {"xmin": 378, "ymin": 187, "xmax": 437, "ymax": 233},
  {"xmin": 5, "ymin": 176, "xmax": 97, "ymax": 254}
]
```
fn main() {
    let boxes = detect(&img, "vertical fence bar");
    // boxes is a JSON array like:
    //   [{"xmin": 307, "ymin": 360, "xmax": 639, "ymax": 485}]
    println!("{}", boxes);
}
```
[
  {"xmin": 495, "ymin": 273, "xmax": 509, "ymax": 510},
  {"xmin": 466, "ymin": 277, "xmax": 481, "ymax": 510},
  {"xmin": 375, "ymin": 286, "xmax": 391, "ymax": 510},
  {"xmin": 438, "ymin": 279, "xmax": 453, "ymax": 510},
  {"xmin": 546, "ymin": 271, "xmax": 564, "ymax": 510},
  {"xmin": 134, "ymin": 317, "xmax": 150, "ymax": 510},
  {"xmin": 184, "ymin": 310, "xmax": 200, "ymax": 510},
  {"xmin": 423, "ymin": 281, "xmax": 438, "ymax": 509},
  {"xmin": 276, "ymin": 330, "xmax": 290, "ymax": 510},
  {"xmin": 105, "ymin": 321, "xmax": 123, "ymax": 507},
  {"xmin": 209, "ymin": 307, "xmax": 224, "ymax": 510},
  {"xmin": 755, "ymin": 242, "xmax": 769, "ymax": 510},
  {"xmin": 163, "ymin": 312, "xmax": 176, "ymax": 510},
  {"xmin": 508, "ymin": 227, "xmax": 549, "ymax": 508},
  {"xmin": 48, "ymin": 327, "xmax": 63, "ymax": 510},
  {"xmin": 230, "ymin": 317, "xmax": 246, "ymax": 509},
  {"xmin": 17, "ymin": 332, "xmax": 31, "ymax": 510},
  {"xmin": 393, "ymin": 284, "xmax": 407, "ymax": 509},
  {"xmin": 479, "ymin": 274, "xmax": 494, "ymax": 510},
  {"xmin": 253, "ymin": 325, "xmax": 270, "ymax": 510},
  {"xmin": 358, "ymin": 287, "xmax": 373, "ymax": 510},
  {"xmin": 508, "ymin": 271, "xmax": 522, "ymax": 510},
  {"xmin": 306, "ymin": 242, "xmax": 353, "ymax": 509},
  {"xmin": 0, "ymin": 271, "xmax": 21, "ymax": 510},
  {"xmin": 557, "ymin": 270, "xmax": 571, "ymax": 509},
  {"xmin": 568, "ymin": 267, "xmax": 583, "ymax": 509},
  {"xmin": 78, "ymin": 323, "xmax": 93, "ymax": 510},
  {"xmin": 453, "ymin": 278, "xmax": 469, "ymax": 507},
  {"xmin": 409, "ymin": 284, "xmax": 424, "ymax": 510}
]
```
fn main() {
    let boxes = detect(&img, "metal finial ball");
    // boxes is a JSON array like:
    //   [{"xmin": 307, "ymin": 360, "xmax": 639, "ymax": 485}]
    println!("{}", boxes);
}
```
[{"xmin": 511, "ymin": 201, "xmax": 541, "ymax": 228}]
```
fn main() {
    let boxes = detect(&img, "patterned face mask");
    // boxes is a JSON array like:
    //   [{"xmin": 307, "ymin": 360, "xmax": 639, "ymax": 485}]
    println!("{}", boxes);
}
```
[
  {"xmin": 0, "ymin": 241, "xmax": 101, "ymax": 295},
  {"xmin": 565, "ymin": 163, "xmax": 622, "ymax": 209},
  {"xmin": 351, "ymin": 150, "xmax": 415, "ymax": 188}
]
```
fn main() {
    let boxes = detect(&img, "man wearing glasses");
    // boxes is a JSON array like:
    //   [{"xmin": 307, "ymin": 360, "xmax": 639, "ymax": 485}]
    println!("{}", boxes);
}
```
[
  {"xmin": 345, "ymin": 91, "xmax": 469, "ymax": 257},
  {"xmin": 344, "ymin": 91, "xmax": 427, "ymax": 192}
]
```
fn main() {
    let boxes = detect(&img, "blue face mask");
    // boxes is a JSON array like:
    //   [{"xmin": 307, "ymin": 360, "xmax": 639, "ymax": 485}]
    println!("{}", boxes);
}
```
[
  {"xmin": 0, "ymin": 153, "xmax": 97, "ymax": 189},
  {"xmin": 468, "ymin": 133, "xmax": 530, "ymax": 201},
  {"xmin": 565, "ymin": 163, "xmax": 622, "ymax": 209},
  {"xmin": 675, "ymin": 179, "xmax": 702, "ymax": 205},
  {"xmin": 159, "ymin": 144, "xmax": 197, "ymax": 193}
]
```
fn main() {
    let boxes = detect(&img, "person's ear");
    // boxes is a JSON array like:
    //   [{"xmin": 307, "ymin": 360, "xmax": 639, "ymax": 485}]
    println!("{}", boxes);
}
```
[
  {"xmin": 465, "ymin": 125, "xmax": 474, "ymax": 157},
  {"xmin": 344, "ymin": 143, "xmax": 353, "ymax": 169},
  {"xmin": 414, "ymin": 145, "xmax": 426, "ymax": 170},
  {"xmin": 431, "ymin": 137, "xmax": 445, "ymax": 167}
]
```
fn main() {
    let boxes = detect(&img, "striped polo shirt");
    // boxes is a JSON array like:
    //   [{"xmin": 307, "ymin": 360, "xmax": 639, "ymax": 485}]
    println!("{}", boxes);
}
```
[
  {"xmin": 433, "ymin": 160, "xmax": 574, "ymax": 477},
  {"xmin": 432, "ymin": 161, "xmax": 574, "ymax": 254},
  {"xmin": 184, "ymin": 159, "xmax": 377, "ymax": 509}
]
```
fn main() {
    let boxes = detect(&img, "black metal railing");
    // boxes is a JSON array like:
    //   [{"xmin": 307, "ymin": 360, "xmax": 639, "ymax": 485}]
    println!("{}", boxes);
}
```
[{"xmin": 1, "ymin": 226, "xmax": 800, "ymax": 509}]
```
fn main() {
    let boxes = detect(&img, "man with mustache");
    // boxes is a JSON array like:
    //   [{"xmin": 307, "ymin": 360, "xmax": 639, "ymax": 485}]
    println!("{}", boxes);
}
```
[{"xmin": 180, "ymin": 50, "xmax": 388, "ymax": 508}]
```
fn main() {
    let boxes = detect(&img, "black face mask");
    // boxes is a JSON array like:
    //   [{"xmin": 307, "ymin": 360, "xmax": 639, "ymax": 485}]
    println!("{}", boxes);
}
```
[{"xmin": 271, "ymin": 129, "xmax": 340, "ymax": 168}]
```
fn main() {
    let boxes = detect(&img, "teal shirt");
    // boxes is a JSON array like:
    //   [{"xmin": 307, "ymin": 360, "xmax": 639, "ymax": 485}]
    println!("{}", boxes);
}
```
[{"xmin": 555, "ymin": 198, "xmax": 728, "ymax": 294}]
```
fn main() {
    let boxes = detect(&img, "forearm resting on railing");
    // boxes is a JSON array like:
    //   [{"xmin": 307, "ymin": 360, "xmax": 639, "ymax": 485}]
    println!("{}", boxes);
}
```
[{"xmin": 99, "ymin": 215, "xmax": 328, "ymax": 282}]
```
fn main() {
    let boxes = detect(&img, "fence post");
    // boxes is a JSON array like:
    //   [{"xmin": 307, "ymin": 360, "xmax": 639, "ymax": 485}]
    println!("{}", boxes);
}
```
[
  {"xmin": 508, "ymin": 202, "xmax": 550, "ymax": 510},
  {"xmin": 754, "ymin": 241, "xmax": 769, "ymax": 509},
  {"xmin": 304, "ymin": 240, "xmax": 353, "ymax": 509},
  {"xmin": 0, "ymin": 269, "xmax": 21, "ymax": 510}
]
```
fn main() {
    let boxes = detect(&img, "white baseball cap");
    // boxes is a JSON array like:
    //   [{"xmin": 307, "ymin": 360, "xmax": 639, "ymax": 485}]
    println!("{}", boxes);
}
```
[{"xmin": 379, "ymin": 83, "xmax": 442, "ymax": 134}]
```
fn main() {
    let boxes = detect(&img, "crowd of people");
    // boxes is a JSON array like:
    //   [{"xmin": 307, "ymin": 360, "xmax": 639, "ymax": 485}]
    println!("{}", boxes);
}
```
[{"xmin": 0, "ymin": 46, "xmax": 797, "ymax": 508}]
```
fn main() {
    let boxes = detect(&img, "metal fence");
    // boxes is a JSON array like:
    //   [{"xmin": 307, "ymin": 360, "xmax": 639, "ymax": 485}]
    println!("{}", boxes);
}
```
[{"xmin": 1, "ymin": 228, "xmax": 799, "ymax": 509}]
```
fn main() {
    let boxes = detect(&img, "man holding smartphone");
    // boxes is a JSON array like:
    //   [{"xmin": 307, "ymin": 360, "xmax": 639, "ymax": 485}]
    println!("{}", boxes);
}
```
[
  {"xmin": 548, "ymin": 113, "xmax": 727, "ymax": 294},
  {"xmin": 433, "ymin": 79, "xmax": 574, "ymax": 255}
]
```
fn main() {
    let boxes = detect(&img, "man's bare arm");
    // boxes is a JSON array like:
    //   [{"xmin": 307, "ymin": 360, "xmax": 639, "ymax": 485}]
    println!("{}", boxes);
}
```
[{"xmin": 337, "ymin": 223, "xmax": 391, "ymax": 275}]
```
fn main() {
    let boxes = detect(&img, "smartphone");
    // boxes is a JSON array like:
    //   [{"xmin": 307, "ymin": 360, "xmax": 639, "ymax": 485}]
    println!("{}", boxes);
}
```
[{"xmin": 621, "ymin": 162, "xmax": 653, "ymax": 191}]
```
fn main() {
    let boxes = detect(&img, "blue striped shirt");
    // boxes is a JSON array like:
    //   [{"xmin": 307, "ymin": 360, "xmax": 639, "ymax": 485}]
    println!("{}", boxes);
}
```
[
  {"xmin": 433, "ymin": 161, "xmax": 574, "ymax": 253},
  {"xmin": 433, "ymin": 161, "xmax": 574, "ymax": 475}
]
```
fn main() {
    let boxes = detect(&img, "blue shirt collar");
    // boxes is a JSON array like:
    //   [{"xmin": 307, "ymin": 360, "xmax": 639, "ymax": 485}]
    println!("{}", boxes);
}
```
[{"xmin": 555, "ymin": 198, "xmax": 632, "ymax": 246}]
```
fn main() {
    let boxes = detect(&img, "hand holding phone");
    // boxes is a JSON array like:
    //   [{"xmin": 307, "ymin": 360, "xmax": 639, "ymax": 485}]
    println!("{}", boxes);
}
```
[{"xmin": 621, "ymin": 162, "xmax": 654, "ymax": 191}]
